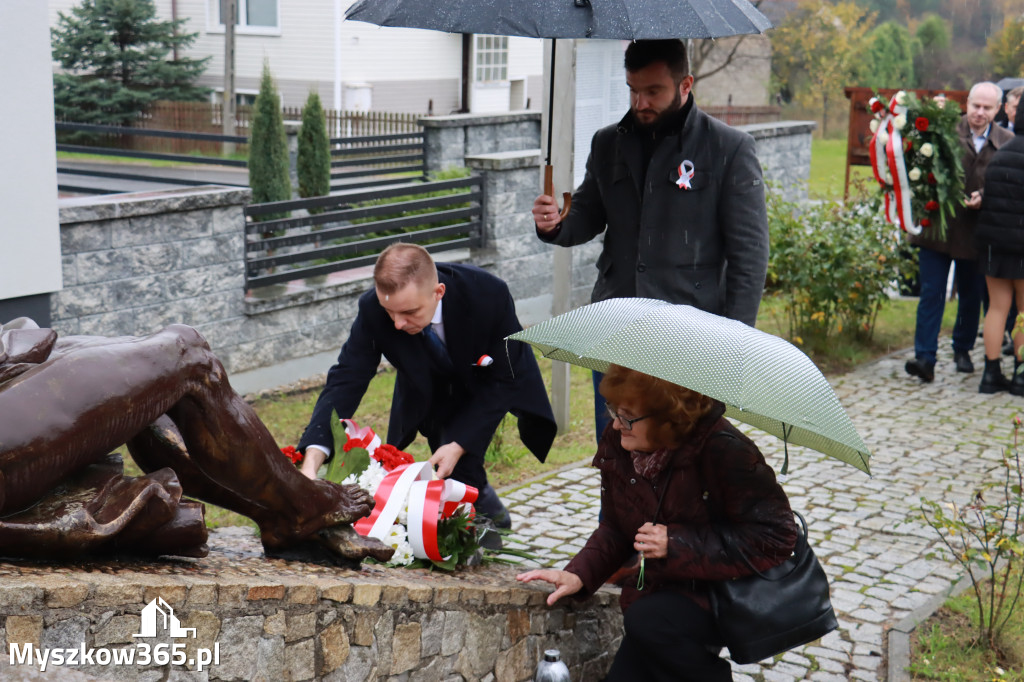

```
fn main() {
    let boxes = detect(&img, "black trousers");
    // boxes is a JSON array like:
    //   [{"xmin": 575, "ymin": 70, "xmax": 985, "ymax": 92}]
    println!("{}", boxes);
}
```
[
  {"xmin": 606, "ymin": 591, "xmax": 732, "ymax": 682},
  {"xmin": 421, "ymin": 377, "xmax": 509, "ymax": 525}
]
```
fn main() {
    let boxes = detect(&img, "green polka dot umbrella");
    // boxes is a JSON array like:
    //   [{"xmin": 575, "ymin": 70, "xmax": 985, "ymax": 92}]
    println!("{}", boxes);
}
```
[{"xmin": 508, "ymin": 298, "xmax": 870, "ymax": 474}]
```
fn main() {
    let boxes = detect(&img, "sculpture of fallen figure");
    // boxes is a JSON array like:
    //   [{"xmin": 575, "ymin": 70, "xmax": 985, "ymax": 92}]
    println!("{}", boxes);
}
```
[{"xmin": 0, "ymin": 318, "xmax": 393, "ymax": 565}]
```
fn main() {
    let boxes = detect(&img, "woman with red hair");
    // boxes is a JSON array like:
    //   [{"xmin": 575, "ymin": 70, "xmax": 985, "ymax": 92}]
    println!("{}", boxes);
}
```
[{"xmin": 518, "ymin": 365, "xmax": 797, "ymax": 680}]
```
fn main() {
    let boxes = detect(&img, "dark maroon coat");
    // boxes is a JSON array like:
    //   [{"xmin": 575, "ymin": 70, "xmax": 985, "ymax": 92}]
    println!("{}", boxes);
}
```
[{"xmin": 565, "ymin": 402, "xmax": 798, "ymax": 613}]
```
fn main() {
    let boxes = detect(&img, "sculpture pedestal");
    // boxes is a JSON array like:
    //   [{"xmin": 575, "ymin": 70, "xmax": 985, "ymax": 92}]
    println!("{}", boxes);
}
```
[{"xmin": 0, "ymin": 527, "xmax": 622, "ymax": 681}]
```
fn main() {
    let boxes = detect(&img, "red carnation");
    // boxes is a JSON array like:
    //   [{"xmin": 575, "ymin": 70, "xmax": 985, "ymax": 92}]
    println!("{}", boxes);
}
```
[
  {"xmin": 372, "ymin": 443, "xmax": 415, "ymax": 471},
  {"xmin": 904, "ymin": 139, "xmax": 913, "ymax": 153},
  {"xmin": 281, "ymin": 445, "xmax": 303, "ymax": 465},
  {"xmin": 925, "ymin": 200, "xmax": 939, "ymax": 211},
  {"xmin": 921, "ymin": 218, "xmax": 932, "ymax": 227},
  {"xmin": 870, "ymin": 99, "xmax": 885, "ymax": 114},
  {"xmin": 915, "ymin": 117, "xmax": 929, "ymax": 132},
  {"xmin": 927, "ymin": 173, "xmax": 937, "ymax": 185}
]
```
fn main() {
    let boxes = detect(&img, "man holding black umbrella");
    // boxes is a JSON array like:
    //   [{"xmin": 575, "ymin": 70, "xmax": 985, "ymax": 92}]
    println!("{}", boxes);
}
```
[{"xmin": 532, "ymin": 39, "xmax": 769, "ymax": 438}]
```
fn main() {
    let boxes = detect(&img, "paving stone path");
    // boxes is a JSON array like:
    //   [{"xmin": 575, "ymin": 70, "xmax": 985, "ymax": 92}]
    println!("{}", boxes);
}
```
[{"xmin": 499, "ymin": 342, "xmax": 1024, "ymax": 681}]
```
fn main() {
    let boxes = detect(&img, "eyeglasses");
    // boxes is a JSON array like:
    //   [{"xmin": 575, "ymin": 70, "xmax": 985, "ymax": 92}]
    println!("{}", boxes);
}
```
[{"xmin": 605, "ymin": 403, "xmax": 650, "ymax": 431}]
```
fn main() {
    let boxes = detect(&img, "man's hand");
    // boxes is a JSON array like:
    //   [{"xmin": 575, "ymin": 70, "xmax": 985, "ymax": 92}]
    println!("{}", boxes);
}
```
[
  {"xmin": 516, "ymin": 569, "xmax": 584, "ymax": 606},
  {"xmin": 533, "ymin": 194, "xmax": 563, "ymax": 233},
  {"xmin": 300, "ymin": 447, "xmax": 327, "ymax": 480},
  {"xmin": 428, "ymin": 442, "xmax": 466, "ymax": 479},
  {"xmin": 965, "ymin": 190, "xmax": 983, "ymax": 210},
  {"xmin": 634, "ymin": 522, "xmax": 668, "ymax": 559}
]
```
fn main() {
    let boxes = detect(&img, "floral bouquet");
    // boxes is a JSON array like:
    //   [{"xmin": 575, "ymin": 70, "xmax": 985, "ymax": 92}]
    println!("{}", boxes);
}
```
[
  {"xmin": 867, "ymin": 90, "xmax": 964, "ymax": 238},
  {"xmin": 281, "ymin": 415, "xmax": 504, "ymax": 570}
]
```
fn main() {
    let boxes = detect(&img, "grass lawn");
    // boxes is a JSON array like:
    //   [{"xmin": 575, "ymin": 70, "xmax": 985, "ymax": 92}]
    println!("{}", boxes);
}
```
[
  {"xmin": 57, "ymin": 150, "xmax": 248, "ymax": 167},
  {"xmin": 909, "ymin": 565, "xmax": 1024, "ymax": 680},
  {"xmin": 809, "ymin": 138, "xmax": 874, "ymax": 200}
]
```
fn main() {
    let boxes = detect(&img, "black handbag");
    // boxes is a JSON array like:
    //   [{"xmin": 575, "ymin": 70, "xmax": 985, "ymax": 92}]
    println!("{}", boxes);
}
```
[{"xmin": 708, "ymin": 510, "xmax": 838, "ymax": 664}]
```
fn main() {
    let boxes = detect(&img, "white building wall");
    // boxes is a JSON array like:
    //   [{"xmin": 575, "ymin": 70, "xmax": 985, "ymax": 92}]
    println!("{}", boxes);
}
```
[
  {"xmin": 2, "ymin": 1, "xmax": 62, "ymax": 304},
  {"xmin": 573, "ymin": 40, "xmax": 630, "ymax": 188}
]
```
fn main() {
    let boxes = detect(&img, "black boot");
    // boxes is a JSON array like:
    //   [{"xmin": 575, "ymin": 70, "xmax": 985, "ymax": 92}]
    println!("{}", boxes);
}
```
[
  {"xmin": 1011, "ymin": 361, "xmax": 1024, "ymax": 397},
  {"xmin": 979, "ymin": 358, "xmax": 1011, "ymax": 394}
]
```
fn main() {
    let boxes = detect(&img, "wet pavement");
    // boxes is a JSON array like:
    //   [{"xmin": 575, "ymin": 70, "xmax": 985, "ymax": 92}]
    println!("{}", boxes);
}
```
[{"xmin": 499, "ymin": 342, "xmax": 1023, "ymax": 681}]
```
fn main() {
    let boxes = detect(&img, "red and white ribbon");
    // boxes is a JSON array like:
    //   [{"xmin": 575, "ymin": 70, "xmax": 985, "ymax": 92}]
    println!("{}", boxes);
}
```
[
  {"xmin": 869, "ymin": 94, "xmax": 920, "ymax": 235},
  {"xmin": 341, "ymin": 419, "xmax": 381, "ymax": 454},
  {"xmin": 675, "ymin": 160, "xmax": 695, "ymax": 190},
  {"xmin": 353, "ymin": 461, "xmax": 478, "ymax": 561}
]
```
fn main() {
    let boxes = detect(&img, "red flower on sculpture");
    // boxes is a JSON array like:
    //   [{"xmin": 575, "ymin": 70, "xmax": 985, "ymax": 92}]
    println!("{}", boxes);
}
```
[
  {"xmin": 921, "ymin": 218, "xmax": 932, "ymax": 227},
  {"xmin": 915, "ymin": 117, "xmax": 930, "ymax": 132},
  {"xmin": 372, "ymin": 444, "xmax": 415, "ymax": 471},
  {"xmin": 925, "ymin": 200, "xmax": 939, "ymax": 211},
  {"xmin": 927, "ymin": 172, "xmax": 937, "ymax": 185},
  {"xmin": 281, "ymin": 445, "xmax": 303, "ymax": 465}
]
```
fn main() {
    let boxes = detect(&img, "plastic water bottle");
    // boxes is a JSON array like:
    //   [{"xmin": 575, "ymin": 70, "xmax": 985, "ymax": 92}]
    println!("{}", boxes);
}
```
[{"xmin": 535, "ymin": 649, "xmax": 570, "ymax": 682}]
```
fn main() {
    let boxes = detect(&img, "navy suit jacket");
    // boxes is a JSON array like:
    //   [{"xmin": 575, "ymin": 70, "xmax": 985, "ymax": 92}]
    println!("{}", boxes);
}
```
[{"xmin": 298, "ymin": 263, "xmax": 557, "ymax": 463}]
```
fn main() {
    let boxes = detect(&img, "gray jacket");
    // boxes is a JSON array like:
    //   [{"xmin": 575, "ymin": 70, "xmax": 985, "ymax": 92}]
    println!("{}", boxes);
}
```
[{"xmin": 539, "ymin": 105, "xmax": 769, "ymax": 326}]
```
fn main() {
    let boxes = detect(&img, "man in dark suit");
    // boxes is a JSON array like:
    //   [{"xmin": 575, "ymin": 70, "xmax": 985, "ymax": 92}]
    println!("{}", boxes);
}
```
[
  {"xmin": 905, "ymin": 81, "xmax": 1014, "ymax": 382},
  {"xmin": 532, "ymin": 39, "xmax": 769, "ymax": 437},
  {"xmin": 298, "ymin": 243, "xmax": 557, "ymax": 528}
]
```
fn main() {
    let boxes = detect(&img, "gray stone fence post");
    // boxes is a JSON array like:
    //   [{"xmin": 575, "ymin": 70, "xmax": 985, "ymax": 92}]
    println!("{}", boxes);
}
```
[
  {"xmin": 465, "ymin": 149, "xmax": 603, "ymax": 326},
  {"xmin": 421, "ymin": 112, "xmax": 542, "ymax": 174}
]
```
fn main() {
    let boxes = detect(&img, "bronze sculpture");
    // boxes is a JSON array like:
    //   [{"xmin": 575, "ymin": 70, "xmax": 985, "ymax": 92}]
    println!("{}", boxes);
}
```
[{"xmin": 0, "ymin": 318, "xmax": 393, "ymax": 564}]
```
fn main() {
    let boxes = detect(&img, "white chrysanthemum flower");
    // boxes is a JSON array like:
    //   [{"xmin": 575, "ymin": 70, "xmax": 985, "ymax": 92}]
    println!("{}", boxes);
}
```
[
  {"xmin": 920, "ymin": 143, "xmax": 934, "ymax": 157},
  {"xmin": 878, "ymin": 130, "xmax": 889, "ymax": 145},
  {"xmin": 869, "ymin": 119, "xmax": 879, "ymax": 133},
  {"xmin": 895, "ymin": 91, "xmax": 907, "ymax": 105},
  {"xmin": 357, "ymin": 459, "xmax": 387, "ymax": 493},
  {"xmin": 908, "ymin": 167, "xmax": 922, "ymax": 181},
  {"xmin": 385, "ymin": 524, "xmax": 415, "ymax": 566},
  {"xmin": 894, "ymin": 114, "xmax": 907, "ymax": 130},
  {"xmin": 342, "ymin": 473, "xmax": 358, "ymax": 486}
]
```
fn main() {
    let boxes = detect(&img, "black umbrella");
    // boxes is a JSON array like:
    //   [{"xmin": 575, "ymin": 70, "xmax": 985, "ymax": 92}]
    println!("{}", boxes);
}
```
[
  {"xmin": 346, "ymin": 0, "xmax": 772, "ymax": 217},
  {"xmin": 997, "ymin": 77, "xmax": 1024, "ymax": 93}
]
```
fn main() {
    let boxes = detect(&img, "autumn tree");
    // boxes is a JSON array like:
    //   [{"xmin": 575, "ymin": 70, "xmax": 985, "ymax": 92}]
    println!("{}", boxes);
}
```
[
  {"xmin": 989, "ymin": 16, "xmax": 1024, "ymax": 78},
  {"xmin": 856, "ymin": 21, "xmax": 916, "ymax": 89},
  {"xmin": 772, "ymin": 0, "xmax": 876, "ymax": 136},
  {"xmin": 51, "ymin": 0, "xmax": 209, "ymax": 125}
]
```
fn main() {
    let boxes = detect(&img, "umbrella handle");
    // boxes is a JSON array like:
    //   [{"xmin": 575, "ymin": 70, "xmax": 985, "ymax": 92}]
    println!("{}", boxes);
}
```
[{"xmin": 544, "ymin": 165, "xmax": 572, "ymax": 222}]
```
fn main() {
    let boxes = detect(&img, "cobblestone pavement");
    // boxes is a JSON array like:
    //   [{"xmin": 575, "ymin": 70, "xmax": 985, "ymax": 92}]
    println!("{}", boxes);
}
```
[{"xmin": 499, "ymin": 342, "xmax": 1024, "ymax": 681}]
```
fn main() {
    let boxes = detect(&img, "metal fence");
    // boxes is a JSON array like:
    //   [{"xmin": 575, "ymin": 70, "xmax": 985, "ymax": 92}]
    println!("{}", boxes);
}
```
[
  {"xmin": 329, "ymin": 132, "xmax": 426, "ymax": 192},
  {"xmin": 55, "ymin": 122, "xmax": 248, "ymax": 195},
  {"xmin": 243, "ymin": 176, "xmax": 484, "ymax": 290}
]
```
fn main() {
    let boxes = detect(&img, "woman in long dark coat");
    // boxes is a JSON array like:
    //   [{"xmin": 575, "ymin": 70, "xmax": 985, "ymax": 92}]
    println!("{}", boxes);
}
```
[
  {"xmin": 977, "ymin": 104, "xmax": 1024, "ymax": 394},
  {"xmin": 517, "ymin": 365, "xmax": 797, "ymax": 681}
]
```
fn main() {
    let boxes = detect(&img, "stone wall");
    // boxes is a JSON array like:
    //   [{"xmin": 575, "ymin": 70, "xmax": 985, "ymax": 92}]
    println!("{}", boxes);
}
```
[
  {"xmin": 51, "ymin": 186, "xmax": 331, "ymax": 377},
  {"xmin": 0, "ymin": 563, "xmax": 621, "ymax": 682},
  {"xmin": 741, "ymin": 121, "xmax": 817, "ymax": 202}
]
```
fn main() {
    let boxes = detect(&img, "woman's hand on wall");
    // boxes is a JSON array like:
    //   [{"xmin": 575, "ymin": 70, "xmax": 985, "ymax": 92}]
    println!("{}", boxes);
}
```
[{"xmin": 515, "ymin": 569, "xmax": 583, "ymax": 606}]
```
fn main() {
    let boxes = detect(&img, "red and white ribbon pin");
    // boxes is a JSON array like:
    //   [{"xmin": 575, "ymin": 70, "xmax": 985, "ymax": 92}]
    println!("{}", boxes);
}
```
[{"xmin": 675, "ymin": 160, "xmax": 695, "ymax": 190}]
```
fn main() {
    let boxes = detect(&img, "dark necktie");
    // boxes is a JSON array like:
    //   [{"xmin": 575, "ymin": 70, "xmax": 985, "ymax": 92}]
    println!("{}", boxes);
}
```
[{"xmin": 422, "ymin": 325, "xmax": 454, "ymax": 374}]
